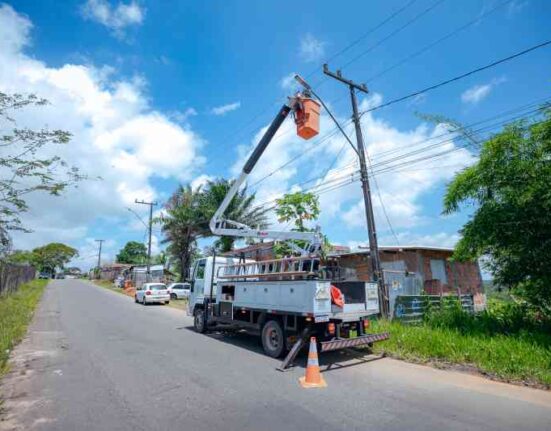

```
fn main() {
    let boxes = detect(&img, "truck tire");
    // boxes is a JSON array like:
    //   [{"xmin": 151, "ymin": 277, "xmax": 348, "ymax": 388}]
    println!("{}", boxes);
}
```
[
  {"xmin": 193, "ymin": 308, "xmax": 206, "ymax": 333},
  {"xmin": 261, "ymin": 320, "xmax": 285, "ymax": 358}
]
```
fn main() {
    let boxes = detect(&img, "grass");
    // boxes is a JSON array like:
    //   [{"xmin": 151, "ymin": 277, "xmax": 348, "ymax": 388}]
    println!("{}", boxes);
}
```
[
  {"xmin": 371, "ymin": 300, "xmax": 551, "ymax": 388},
  {"xmin": 0, "ymin": 279, "xmax": 47, "ymax": 377},
  {"xmin": 93, "ymin": 279, "xmax": 122, "ymax": 294}
]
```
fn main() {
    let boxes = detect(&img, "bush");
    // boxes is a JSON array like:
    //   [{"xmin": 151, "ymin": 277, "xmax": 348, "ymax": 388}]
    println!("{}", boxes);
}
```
[{"xmin": 372, "ymin": 298, "xmax": 551, "ymax": 387}]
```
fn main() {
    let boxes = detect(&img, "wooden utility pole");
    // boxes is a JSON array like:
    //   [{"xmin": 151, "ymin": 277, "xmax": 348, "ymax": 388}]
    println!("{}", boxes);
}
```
[
  {"xmin": 323, "ymin": 64, "xmax": 389, "ymax": 317},
  {"xmin": 95, "ymin": 239, "xmax": 104, "ymax": 279},
  {"xmin": 134, "ymin": 199, "xmax": 157, "ymax": 282}
]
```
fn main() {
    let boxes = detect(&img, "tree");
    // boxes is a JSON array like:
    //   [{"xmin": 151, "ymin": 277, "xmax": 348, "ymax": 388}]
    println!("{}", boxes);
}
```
[
  {"xmin": 5, "ymin": 249, "xmax": 35, "ymax": 265},
  {"xmin": 443, "ymin": 110, "xmax": 551, "ymax": 311},
  {"xmin": 274, "ymin": 191, "xmax": 320, "ymax": 257},
  {"xmin": 0, "ymin": 92, "xmax": 86, "ymax": 253},
  {"xmin": 159, "ymin": 185, "xmax": 207, "ymax": 281},
  {"xmin": 116, "ymin": 241, "xmax": 147, "ymax": 264},
  {"xmin": 275, "ymin": 191, "xmax": 320, "ymax": 231},
  {"xmin": 199, "ymin": 179, "xmax": 269, "ymax": 252},
  {"xmin": 32, "ymin": 243, "xmax": 78, "ymax": 274}
]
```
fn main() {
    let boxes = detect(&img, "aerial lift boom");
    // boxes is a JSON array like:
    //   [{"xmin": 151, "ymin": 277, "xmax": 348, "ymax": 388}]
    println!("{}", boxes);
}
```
[{"xmin": 209, "ymin": 85, "xmax": 323, "ymax": 255}]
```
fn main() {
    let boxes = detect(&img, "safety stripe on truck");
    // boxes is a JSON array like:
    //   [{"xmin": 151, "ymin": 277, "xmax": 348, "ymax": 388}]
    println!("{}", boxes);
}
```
[{"xmin": 320, "ymin": 332, "xmax": 390, "ymax": 352}]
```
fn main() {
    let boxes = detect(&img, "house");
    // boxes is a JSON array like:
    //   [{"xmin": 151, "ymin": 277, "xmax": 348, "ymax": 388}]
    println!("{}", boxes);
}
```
[
  {"xmin": 99, "ymin": 263, "xmax": 132, "ymax": 282},
  {"xmin": 332, "ymin": 246, "xmax": 483, "ymax": 296}
]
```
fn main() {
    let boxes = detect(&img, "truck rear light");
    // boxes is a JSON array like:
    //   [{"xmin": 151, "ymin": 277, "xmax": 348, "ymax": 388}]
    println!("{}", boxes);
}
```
[
  {"xmin": 145, "ymin": 291, "xmax": 151, "ymax": 296},
  {"xmin": 363, "ymin": 319, "xmax": 370, "ymax": 330},
  {"xmin": 327, "ymin": 322, "xmax": 335, "ymax": 335}
]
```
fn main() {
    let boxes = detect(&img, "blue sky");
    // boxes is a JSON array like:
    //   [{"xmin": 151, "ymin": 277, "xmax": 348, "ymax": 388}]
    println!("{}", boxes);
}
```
[{"xmin": 1, "ymin": 0, "xmax": 550, "ymax": 269}]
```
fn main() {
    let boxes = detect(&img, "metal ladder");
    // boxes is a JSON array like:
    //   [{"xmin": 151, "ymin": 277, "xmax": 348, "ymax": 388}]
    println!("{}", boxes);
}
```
[{"xmin": 217, "ymin": 256, "xmax": 320, "ymax": 281}]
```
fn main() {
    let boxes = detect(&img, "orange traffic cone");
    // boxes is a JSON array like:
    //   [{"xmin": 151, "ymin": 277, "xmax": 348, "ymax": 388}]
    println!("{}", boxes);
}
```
[{"xmin": 299, "ymin": 337, "xmax": 327, "ymax": 388}]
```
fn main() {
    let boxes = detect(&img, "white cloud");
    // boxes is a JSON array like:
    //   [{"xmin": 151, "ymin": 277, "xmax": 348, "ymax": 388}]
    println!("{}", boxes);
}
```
[
  {"xmin": 280, "ymin": 72, "xmax": 300, "ymax": 91},
  {"xmin": 233, "ymin": 92, "xmax": 474, "ymax": 241},
  {"xmin": 191, "ymin": 174, "xmax": 214, "ymax": 191},
  {"xmin": 461, "ymin": 77, "xmax": 506, "ymax": 104},
  {"xmin": 299, "ymin": 33, "xmax": 325, "ymax": 63},
  {"xmin": 211, "ymin": 101, "xmax": 241, "ymax": 116},
  {"xmin": 81, "ymin": 0, "xmax": 145, "ymax": 38},
  {"xmin": 0, "ymin": 4, "xmax": 204, "ymax": 258}
]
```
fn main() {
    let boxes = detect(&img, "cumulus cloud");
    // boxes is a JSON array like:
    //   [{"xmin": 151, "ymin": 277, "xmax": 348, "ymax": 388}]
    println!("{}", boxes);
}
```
[
  {"xmin": 211, "ymin": 101, "xmax": 241, "ymax": 116},
  {"xmin": 280, "ymin": 72, "xmax": 300, "ymax": 91},
  {"xmin": 0, "ymin": 4, "xmax": 204, "ymax": 261},
  {"xmin": 299, "ymin": 33, "xmax": 325, "ymax": 63},
  {"xmin": 81, "ymin": 0, "xmax": 145, "ymax": 38},
  {"xmin": 461, "ymin": 77, "xmax": 506, "ymax": 104},
  {"xmin": 233, "ymin": 92, "xmax": 474, "ymax": 240}
]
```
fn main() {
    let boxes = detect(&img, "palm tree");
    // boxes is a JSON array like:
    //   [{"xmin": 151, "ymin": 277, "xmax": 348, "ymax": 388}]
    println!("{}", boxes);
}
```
[
  {"xmin": 200, "ymin": 179, "xmax": 269, "ymax": 253},
  {"xmin": 158, "ymin": 185, "xmax": 208, "ymax": 280}
]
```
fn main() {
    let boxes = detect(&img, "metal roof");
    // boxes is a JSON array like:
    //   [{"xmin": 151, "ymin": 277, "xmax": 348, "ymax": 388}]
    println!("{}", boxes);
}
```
[{"xmin": 329, "ymin": 245, "xmax": 454, "ymax": 257}]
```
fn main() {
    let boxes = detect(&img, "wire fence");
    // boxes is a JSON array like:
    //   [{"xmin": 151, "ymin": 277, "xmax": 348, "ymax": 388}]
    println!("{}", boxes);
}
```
[{"xmin": 0, "ymin": 260, "xmax": 36, "ymax": 296}]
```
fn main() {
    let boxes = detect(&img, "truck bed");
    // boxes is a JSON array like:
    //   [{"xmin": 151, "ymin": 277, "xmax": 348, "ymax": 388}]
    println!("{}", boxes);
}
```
[{"xmin": 218, "ymin": 279, "xmax": 378, "ymax": 319}]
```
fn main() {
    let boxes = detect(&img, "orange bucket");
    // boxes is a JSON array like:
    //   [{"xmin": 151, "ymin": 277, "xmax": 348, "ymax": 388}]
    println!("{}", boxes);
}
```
[{"xmin": 295, "ymin": 98, "xmax": 320, "ymax": 140}]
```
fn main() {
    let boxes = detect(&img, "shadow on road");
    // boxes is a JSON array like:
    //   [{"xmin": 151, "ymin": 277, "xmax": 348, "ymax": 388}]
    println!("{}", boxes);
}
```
[{"xmin": 181, "ymin": 326, "xmax": 384, "ymax": 372}]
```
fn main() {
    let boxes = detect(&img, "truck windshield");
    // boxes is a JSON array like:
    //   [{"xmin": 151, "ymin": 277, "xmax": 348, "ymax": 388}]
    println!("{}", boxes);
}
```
[{"xmin": 149, "ymin": 284, "xmax": 166, "ymax": 290}]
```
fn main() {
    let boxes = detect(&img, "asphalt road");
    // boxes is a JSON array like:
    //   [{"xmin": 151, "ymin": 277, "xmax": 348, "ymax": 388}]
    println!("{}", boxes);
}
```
[{"xmin": 1, "ymin": 280, "xmax": 551, "ymax": 431}]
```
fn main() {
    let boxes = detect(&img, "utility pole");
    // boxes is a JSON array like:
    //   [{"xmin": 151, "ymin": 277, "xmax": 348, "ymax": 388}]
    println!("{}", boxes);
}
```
[
  {"xmin": 134, "ymin": 199, "xmax": 157, "ymax": 282},
  {"xmin": 95, "ymin": 239, "xmax": 104, "ymax": 279},
  {"xmin": 323, "ymin": 64, "xmax": 389, "ymax": 317}
]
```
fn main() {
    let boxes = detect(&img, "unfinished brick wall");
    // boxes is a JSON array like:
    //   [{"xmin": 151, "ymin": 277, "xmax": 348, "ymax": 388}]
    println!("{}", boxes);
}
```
[{"xmin": 337, "ymin": 249, "xmax": 483, "ymax": 295}]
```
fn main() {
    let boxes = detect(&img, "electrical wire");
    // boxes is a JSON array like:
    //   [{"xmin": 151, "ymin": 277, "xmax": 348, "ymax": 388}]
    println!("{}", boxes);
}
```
[
  {"xmin": 340, "ymin": 0, "xmax": 447, "ymax": 70},
  {"xmin": 359, "ymin": 39, "xmax": 551, "ymax": 116}
]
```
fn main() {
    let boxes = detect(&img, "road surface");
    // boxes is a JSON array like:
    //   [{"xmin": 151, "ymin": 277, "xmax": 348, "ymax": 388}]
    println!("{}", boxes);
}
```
[{"xmin": 1, "ymin": 280, "xmax": 550, "ymax": 431}]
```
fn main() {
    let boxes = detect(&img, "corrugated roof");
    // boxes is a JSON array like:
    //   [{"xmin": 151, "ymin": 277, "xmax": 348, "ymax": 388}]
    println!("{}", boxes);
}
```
[{"xmin": 329, "ymin": 245, "xmax": 454, "ymax": 257}]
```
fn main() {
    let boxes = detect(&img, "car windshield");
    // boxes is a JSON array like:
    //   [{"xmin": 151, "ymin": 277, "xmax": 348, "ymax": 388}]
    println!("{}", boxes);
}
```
[{"xmin": 148, "ymin": 284, "xmax": 166, "ymax": 290}]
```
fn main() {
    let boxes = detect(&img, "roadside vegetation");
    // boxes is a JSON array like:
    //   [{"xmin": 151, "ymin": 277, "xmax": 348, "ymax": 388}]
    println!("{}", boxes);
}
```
[
  {"xmin": 372, "ymin": 298, "xmax": 551, "ymax": 388},
  {"xmin": 0, "ymin": 279, "xmax": 47, "ymax": 377}
]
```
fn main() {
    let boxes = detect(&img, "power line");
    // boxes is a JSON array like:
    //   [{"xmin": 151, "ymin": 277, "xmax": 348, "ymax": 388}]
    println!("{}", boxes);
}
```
[
  {"xmin": 203, "ymin": 0, "xmax": 424, "ymax": 168},
  {"xmin": 340, "ymin": 0, "xmax": 447, "ymax": 70},
  {"xmin": 359, "ymin": 39, "xmax": 551, "ymax": 116},
  {"xmin": 246, "ymin": 99, "xmax": 549, "ymax": 213},
  {"xmin": 304, "ymin": 0, "xmax": 420, "ymax": 81},
  {"xmin": 364, "ymin": 0, "xmax": 513, "ymax": 84}
]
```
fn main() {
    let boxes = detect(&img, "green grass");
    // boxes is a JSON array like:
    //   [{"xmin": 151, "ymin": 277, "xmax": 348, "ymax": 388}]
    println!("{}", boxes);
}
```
[
  {"xmin": 371, "ymin": 301, "xmax": 551, "ymax": 388},
  {"xmin": 93, "ymin": 279, "xmax": 122, "ymax": 294},
  {"xmin": 0, "ymin": 279, "xmax": 47, "ymax": 377}
]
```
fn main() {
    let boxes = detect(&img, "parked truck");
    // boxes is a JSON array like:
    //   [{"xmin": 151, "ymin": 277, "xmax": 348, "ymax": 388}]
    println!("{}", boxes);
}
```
[{"xmin": 187, "ymin": 77, "xmax": 389, "ymax": 367}]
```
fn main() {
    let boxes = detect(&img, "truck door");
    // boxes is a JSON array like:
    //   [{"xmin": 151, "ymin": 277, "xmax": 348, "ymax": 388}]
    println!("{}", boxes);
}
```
[{"xmin": 191, "ymin": 259, "xmax": 206, "ymax": 301}]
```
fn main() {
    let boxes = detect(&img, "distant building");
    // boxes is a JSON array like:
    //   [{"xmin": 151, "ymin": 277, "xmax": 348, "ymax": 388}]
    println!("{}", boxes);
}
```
[{"xmin": 99, "ymin": 263, "xmax": 131, "ymax": 281}]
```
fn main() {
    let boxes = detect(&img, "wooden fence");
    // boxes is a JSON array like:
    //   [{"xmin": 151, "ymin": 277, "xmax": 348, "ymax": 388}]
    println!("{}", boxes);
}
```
[{"xmin": 0, "ymin": 260, "xmax": 36, "ymax": 295}]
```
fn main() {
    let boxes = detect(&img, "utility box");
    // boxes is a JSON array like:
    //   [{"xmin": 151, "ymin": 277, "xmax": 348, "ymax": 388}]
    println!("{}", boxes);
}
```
[{"xmin": 295, "ymin": 98, "xmax": 320, "ymax": 140}]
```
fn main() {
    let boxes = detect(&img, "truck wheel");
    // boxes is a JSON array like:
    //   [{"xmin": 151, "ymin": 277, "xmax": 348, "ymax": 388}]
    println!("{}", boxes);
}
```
[
  {"xmin": 261, "ymin": 320, "xmax": 285, "ymax": 358},
  {"xmin": 193, "ymin": 308, "xmax": 206, "ymax": 333},
  {"xmin": 170, "ymin": 293, "xmax": 177, "ymax": 300}
]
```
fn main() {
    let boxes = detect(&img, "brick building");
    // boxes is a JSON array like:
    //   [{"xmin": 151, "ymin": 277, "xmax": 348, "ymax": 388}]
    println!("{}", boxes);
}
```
[{"xmin": 334, "ymin": 246, "xmax": 483, "ymax": 296}]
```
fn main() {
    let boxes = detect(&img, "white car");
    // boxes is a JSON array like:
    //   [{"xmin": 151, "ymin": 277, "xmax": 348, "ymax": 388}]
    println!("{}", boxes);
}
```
[
  {"xmin": 135, "ymin": 283, "xmax": 170, "ymax": 305},
  {"xmin": 167, "ymin": 282, "xmax": 191, "ymax": 300}
]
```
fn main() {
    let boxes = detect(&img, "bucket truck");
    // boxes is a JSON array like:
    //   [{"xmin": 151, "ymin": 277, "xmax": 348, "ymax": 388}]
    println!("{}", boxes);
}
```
[{"xmin": 187, "ymin": 79, "xmax": 389, "ymax": 368}]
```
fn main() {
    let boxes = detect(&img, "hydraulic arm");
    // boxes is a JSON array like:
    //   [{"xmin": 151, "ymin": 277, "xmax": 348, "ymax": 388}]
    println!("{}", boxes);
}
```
[{"xmin": 209, "ymin": 89, "xmax": 323, "ymax": 255}]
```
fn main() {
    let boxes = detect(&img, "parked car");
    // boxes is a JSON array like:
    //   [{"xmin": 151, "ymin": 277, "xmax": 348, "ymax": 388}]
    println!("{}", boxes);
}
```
[
  {"xmin": 38, "ymin": 272, "xmax": 51, "ymax": 279},
  {"xmin": 167, "ymin": 282, "xmax": 191, "ymax": 300},
  {"xmin": 135, "ymin": 283, "xmax": 170, "ymax": 305}
]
